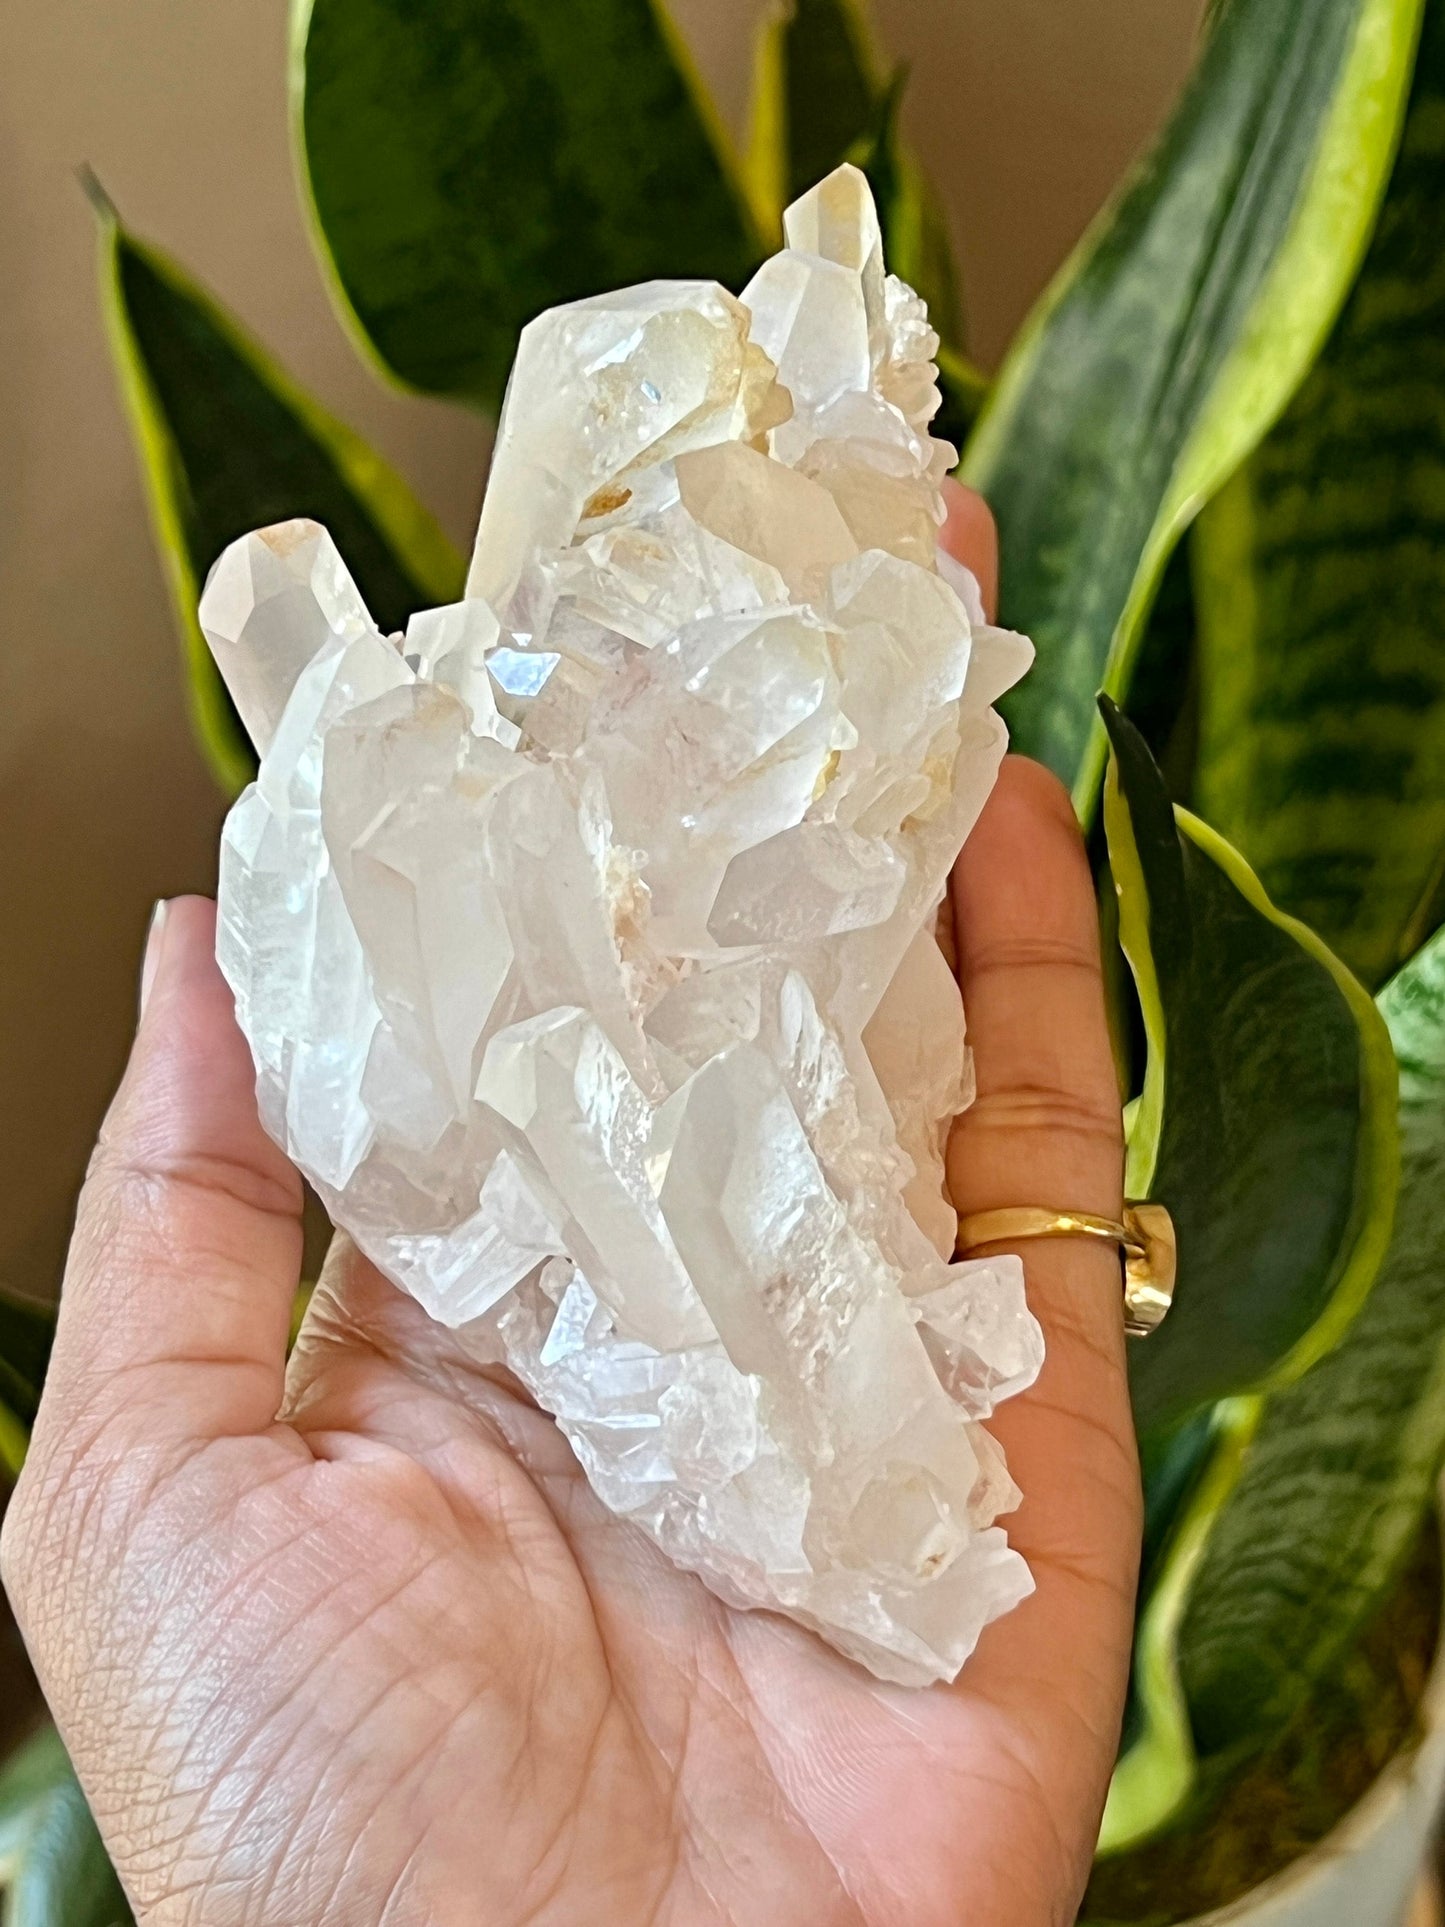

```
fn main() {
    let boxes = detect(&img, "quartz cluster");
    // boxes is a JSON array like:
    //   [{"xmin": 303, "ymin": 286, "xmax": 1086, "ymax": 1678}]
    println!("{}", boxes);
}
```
[{"xmin": 202, "ymin": 165, "xmax": 1044, "ymax": 1686}]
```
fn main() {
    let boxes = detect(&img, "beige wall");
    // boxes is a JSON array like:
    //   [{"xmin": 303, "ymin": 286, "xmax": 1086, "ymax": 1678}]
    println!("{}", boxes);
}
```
[{"xmin": 0, "ymin": 0, "xmax": 1202, "ymax": 1301}]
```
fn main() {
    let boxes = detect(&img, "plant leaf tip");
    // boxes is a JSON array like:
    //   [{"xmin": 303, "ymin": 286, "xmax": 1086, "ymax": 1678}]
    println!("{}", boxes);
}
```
[{"xmin": 77, "ymin": 164, "xmax": 118, "ymax": 224}]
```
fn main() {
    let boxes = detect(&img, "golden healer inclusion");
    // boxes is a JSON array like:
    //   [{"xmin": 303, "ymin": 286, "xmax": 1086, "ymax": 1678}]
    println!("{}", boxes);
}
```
[{"xmin": 200, "ymin": 166, "xmax": 1043, "ymax": 1685}]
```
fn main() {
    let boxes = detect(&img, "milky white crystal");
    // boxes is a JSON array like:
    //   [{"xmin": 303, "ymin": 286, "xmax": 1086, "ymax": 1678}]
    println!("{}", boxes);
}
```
[{"xmin": 201, "ymin": 164, "xmax": 1044, "ymax": 1686}]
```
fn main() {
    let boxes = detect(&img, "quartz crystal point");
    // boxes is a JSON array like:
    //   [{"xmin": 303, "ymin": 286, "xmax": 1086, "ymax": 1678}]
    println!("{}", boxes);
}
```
[{"xmin": 201, "ymin": 165, "xmax": 1045, "ymax": 1686}]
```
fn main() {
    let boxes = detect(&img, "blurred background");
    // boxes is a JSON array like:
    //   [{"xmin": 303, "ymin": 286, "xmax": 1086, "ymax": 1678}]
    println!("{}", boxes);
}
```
[{"xmin": 0, "ymin": 0, "xmax": 1206, "ymax": 1305}]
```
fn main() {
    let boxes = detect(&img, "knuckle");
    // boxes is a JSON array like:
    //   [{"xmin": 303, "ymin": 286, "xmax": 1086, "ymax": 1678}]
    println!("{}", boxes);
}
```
[
  {"xmin": 965, "ymin": 931, "xmax": 1103, "ymax": 978},
  {"xmin": 968, "ymin": 1081, "xmax": 1123, "ymax": 1146},
  {"xmin": 87, "ymin": 1136, "xmax": 299, "ymax": 1227},
  {"xmin": 1004, "ymin": 754, "xmax": 1084, "ymax": 836}
]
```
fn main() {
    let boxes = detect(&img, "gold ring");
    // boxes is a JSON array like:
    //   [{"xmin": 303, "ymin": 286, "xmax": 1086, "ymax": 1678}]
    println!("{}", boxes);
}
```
[{"xmin": 954, "ymin": 1202, "xmax": 1176, "ymax": 1338}]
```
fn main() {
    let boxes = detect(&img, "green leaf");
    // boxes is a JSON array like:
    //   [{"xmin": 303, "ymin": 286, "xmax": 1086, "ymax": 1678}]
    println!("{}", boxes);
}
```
[
  {"xmin": 1099, "ymin": 1399, "xmax": 1261, "ymax": 1854},
  {"xmin": 0, "ymin": 1290, "xmax": 52, "ymax": 1476},
  {"xmin": 742, "ymin": 0, "xmax": 976, "ymax": 412},
  {"xmin": 847, "ymin": 70, "xmax": 967, "ymax": 364},
  {"xmin": 1192, "ymin": 0, "xmax": 1445, "ymax": 991},
  {"xmin": 1119, "ymin": 538, "xmax": 1199, "ymax": 806},
  {"xmin": 0, "ymin": 1726, "xmax": 131, "ymax": 1927},
  {"xmin": 98, "ymin": 194, "xmax": 465, "ymax": 796},
  {"xmin": 1115, "ymin": 1407, "xmax": 1250, "ymax": 1769},
  {"xmin": 0, "ymin": 1411, "xmax": 27, "ymax": 1482},
  {"xmin": 742, "ymin": 0, "xmax": 882, "ymax": 239},
  {"xmin": 1101, "ymin": 700, "xmax": 1399, "ymax": 1436},
  {"xmin": 963, "ymin": 0, "xmax": 1425, "ymax": 814},
  {"xmin": 1099, "ymin": 918, "xmax": 1445, "ymax": 1860},
  {"xmin": 1178, "ymin": 922, "xmax": 1445, "ymax": 1778},
  {"xmin": 0, "ymin": 1291, "xmax": 52, "ymax": 1434},
  {"xmin": 782, "ymin": 0, "xmax": 879, "ymax": 206},
  {"xmin": 1136, "ymin": 1409, "xmax": 1223, "ymax": 1647},
  {"xmin": 741, "ymin": 8, "xmax": 789, "ymax": 245},
  {"xmin": 295, "ymin": 0, "xmax": 764, "ymax": 411}
]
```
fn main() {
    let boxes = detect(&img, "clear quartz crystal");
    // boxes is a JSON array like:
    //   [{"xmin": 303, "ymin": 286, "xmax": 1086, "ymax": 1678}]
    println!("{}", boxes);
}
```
[{"xmin": 200, "ymin": 165, "xmax": 1044, "ymax": 1687}]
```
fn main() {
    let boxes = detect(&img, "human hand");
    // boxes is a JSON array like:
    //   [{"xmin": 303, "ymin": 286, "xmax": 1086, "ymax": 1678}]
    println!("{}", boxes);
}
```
[{"xmin": 2, "ymin": 485, "xmax": 1139, "ymax": 1927}]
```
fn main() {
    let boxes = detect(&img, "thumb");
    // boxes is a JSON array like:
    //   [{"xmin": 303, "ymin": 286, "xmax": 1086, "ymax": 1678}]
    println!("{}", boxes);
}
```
[{"xmin": 29, "ymin": 896, "xmax": 303, "ymax": 1459}]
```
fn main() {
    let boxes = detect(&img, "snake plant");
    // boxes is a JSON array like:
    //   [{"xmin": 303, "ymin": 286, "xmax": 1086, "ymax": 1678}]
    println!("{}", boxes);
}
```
[{"xmin": 4, "ymin": 0, "xmax": 1445, "ymax": 1917}]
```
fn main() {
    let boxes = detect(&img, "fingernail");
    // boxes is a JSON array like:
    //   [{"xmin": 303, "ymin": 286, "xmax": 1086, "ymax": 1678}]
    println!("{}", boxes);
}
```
[{"xmin": 139, "ymin": 899, "xmax": 170, "ymax": 1019}]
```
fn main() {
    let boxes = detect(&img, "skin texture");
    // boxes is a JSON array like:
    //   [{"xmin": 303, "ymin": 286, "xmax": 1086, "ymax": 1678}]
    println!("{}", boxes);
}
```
[{"xmin": 1, "ymin": 485, "xmax": 1140, "ymax": 1927}]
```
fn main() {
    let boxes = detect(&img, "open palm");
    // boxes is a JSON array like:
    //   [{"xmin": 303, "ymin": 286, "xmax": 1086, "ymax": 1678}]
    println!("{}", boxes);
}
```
[{"xmin": 3, "ymin": 494, "xmax": 1139, "ymax": 1927}]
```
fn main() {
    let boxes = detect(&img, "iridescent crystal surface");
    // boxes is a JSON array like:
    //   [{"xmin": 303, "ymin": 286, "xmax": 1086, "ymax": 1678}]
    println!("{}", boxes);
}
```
[{"xmin": 202, "ymin": 166, "xmax": 1044, "ymax": 1685}]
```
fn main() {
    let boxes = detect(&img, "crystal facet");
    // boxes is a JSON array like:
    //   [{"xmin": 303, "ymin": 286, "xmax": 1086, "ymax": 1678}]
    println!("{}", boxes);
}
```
[{"xmin": 201, "ymin": 165, "xmax": 1044, "ymax": 1686}]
